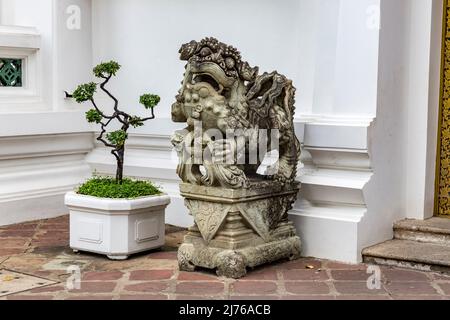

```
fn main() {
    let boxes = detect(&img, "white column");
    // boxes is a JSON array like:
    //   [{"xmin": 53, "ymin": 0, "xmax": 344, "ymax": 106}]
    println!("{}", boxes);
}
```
[
  {"xmin": 310, "ymin": 0, "xmax": 341, "ymax": 115},
  {"xmin": 332, "ymin": 0, "xmax": 380, "ymax": 117},
  {"xmin": 292, "ymin": 0, "xmax": 382, "ymax": 263},
  {"xmin": 404, "ymin": 0, "xmax": 442, "ymax": 219}
]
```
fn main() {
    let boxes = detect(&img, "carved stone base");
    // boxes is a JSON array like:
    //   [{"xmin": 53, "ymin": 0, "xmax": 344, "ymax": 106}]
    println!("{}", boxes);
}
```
[
  {"xmin": 177, "ymin": 182, "xmax": 302, "ymax": 279},
  {"xmin": 179, "ymin": 234, "xmax": 301, "ymax": 278}
]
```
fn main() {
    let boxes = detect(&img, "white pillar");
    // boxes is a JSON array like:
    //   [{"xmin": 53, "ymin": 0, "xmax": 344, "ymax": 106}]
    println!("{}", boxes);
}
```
[{"xmin": 292, "ymin": 0, "xmax": 382, "ymax": 263}]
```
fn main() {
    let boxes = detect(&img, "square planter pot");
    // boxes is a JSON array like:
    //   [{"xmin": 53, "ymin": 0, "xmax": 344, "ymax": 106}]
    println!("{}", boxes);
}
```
[{"xmin": 65, "ymin": 191, "xmax": 170, "ymax": 260}]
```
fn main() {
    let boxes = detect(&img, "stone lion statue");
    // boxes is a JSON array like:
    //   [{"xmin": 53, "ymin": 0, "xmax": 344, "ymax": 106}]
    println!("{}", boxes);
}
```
[{"xmin": 171, "ymin": 37, "xmax": 300, "ymax": 189}]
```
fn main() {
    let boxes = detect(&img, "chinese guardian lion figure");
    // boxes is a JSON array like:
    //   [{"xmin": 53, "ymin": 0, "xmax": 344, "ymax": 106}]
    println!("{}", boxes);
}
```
[{"xmin": 172, "ymin": 37, "xmax": 301, "ymax": 278}]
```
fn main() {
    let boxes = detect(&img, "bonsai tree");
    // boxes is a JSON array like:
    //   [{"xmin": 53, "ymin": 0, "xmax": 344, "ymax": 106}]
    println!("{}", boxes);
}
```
[{"xmin": 72, "ymin": 61, "xmax": 160, "ymax": 186}]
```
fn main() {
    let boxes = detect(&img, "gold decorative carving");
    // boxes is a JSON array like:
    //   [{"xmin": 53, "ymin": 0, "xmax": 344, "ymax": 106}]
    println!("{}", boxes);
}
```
[{"xmin": 437, "ymin": 0, "xmax": 450, "ymax": 216}]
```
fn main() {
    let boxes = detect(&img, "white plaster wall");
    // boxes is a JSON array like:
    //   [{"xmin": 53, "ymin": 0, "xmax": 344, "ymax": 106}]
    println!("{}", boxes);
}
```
[
  {"xmin": 0, "ymin": 0, "xmax": 54, "ymax": 110},
  {"xmin": 0, "ymin": 0, "xmax": 95, "ymax": 225},
  {"xmin": 53, "ymin": 0, "xmax": 94, "ymax": 112},
  {"xmin": 91, "ymin": 0, "xmax": 317, "ymax": 121},
  {"xmin": 359, "ymin": 0, "xmax": 411, "ymax": 252},
  {"xmin": 89, "ymin": 0, "xmax": 322, "ymax": 227},
  {"xmin": 332, "ymin": 0, "xmax": 379, "ymax": 117}
]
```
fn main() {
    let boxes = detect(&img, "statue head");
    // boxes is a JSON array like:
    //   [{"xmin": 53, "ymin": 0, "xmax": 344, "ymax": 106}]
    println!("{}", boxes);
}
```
[{"xmin": 171, "ymin": 37, "xmax": 300, "ymax": 188}]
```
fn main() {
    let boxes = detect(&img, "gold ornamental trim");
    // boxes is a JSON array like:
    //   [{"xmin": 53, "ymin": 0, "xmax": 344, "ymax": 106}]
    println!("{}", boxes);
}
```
[{"xmin": 436, "ymin": 0, "xmax": 450, "ymax": 215}]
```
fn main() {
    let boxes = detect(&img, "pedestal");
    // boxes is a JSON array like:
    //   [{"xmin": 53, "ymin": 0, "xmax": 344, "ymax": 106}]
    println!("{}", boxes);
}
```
[{"xmin": 177, "ymin": 182, "xmax": 301, "ymax": 278}]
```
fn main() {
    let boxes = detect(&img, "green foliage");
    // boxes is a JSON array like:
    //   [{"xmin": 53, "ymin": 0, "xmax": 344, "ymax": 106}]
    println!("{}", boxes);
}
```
[
  {"xmin": 85, "ymin": 109, "xmax": 103, "ymax": 124},
  {"xmin": 71, "ymin": 60, "xmax": 159, "ymax": 184},
  {"xmin": 93, "ymin": 61, "xmax": 121, "ymax": 78},
  {"xmin": 140, "ymin": 94, "xmax": 160, "ymax": 109},
  {"xmin": 77, "ymin": 177, "xmax": 161, "ymax": 199},
  {"xmin": 73, "ymin": 82, "xmax": 97, "ymax": 103},
  {"xmin": 129, "ymin": 116, "xmax": 144, "ymax": 128},
  {"xmin": 106, "ymin": 130, "xmax": 127, "ymax": 147}
]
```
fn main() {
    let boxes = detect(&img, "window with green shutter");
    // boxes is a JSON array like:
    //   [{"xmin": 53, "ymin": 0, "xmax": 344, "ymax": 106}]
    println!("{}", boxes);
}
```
[{"xmin": 0, "ymin": 58, "xmax": 22, "ymax": 87}]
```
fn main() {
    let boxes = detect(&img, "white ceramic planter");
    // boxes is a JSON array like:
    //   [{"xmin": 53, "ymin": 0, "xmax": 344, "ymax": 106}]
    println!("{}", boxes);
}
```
[{"xmin": 65, "ymin": 191, "xmax": 171, "ymax": 260}]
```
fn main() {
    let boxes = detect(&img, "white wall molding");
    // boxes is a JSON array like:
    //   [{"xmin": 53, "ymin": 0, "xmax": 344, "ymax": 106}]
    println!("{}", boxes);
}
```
[
  {"xmin": 86, "ymin": 116, "xmax": 377, "ymax": 263},
  {"xmin": 289, "ymin": 118, "xmax": 374, "ymax": 263},
  {"xmin": 0, "ymin": 132, "xmax": 94, "ymax": 226}
]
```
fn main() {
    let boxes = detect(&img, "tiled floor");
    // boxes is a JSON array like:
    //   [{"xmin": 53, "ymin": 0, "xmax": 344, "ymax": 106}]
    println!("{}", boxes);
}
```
[{"xmin": 0, "ymin": 215, "xmax": 449, "ymax": 300}]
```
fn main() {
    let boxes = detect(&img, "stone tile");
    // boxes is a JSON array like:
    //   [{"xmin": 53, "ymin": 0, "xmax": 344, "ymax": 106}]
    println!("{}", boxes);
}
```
[
  {"xmin": 437, "ymin": 283, "xmax": 450, "ymax": 295},
  {"xmin": 382, "ymin": 269, "xmax": 429, "ymax": 282},
  {"xmin": 30, "ymin": 285, "xmax": 65, "ymax": 293},
  {"xmin": 384, "ymin": 282, "xmax": 439, "ymax": 295},
  {"xmin": 282, "ymin": 269, "xmax": 328, "ymax": 281},
  {"xmin": 1, "ymin": 255, "xmax": 51, "ymax": 272},
  {"xmin": 32, "ymin": 243, "xmax": 69, "ymax": 251},
  {"xmin": 242, "ymin": 268, "xmax": 278, "ymax": 281},
  {"xmin": 65, "ymin": 295, "xmax": 114, "ymax": 300},
  {"xmin": 0, "ymin": 248, "xmax": 24, "ymax": 256},
  {"xmin": 147, "ymin": 251, "xmax": 177, "ymax": 260},
  {"xmin": 281, "ymin": 295, "xmax": 335, "ymax": 300},
  {"xmin": 277, "ymin": 258, "xmax": 322, "ymax": 270},
  {"xmin": 36, "ymin": 234, "xmax": 69, "ymax": 241},
  {"xmin": 284, "ymin": 281, "xmax": 330, "ymax": 295},
  {"xmin": 119, "ymin": 294, "xmax": 168, "ymax": 300},
  {"xmin": 176, "ymin": 281, "xmax": 225, "ymax": 295},
  {"xmin": 330, "ymin": 270, "xmax": 370, "ymax": 281},
  {"xmin": 94, "ymin": 257, "xmax": 177, "ymax": 271},
  {"xmin": 0, "ymin": 269, "xmax": 56, "ymax": 297},
  {"xmin": 231, "ymin": 281, "xmax": 278, "ymax": 295},
  {"xmin": 0, "ymin": 230, "xmax": 35, "ymax": 237},
  {"xmin": 334, "ymin": 281, "xmax": 386, "ymax": 295},
  {"xmin": 41, "ymin": 255, "xmax": 90, "ymax": 271},
  {"xmin": 124, "ymin": 282, "xmax": 168, "ymax": 293},
  {"xmin": 326, "ymin": 261, "xmax": 367, "ymax": 270},
  {"xmin": 39, "ymin": 224, "xmax": 69, "ymax": 230},
  {"xmin": 30, "ymin": 246, "xmax": 67, "ymax": 255},
  {"xmin": 175, "ymin": 295, "xmax": 224, "ymax": 300},
  {"xmin": 0, "ymin": 223, "xmax": 38, "ymax": 231},
  {"xmin": 336, "ymin": 295, "xmax": 391, "ymax": 300},
  {"xmin": 129, "ymin": 270, "xmax": 174, "ymax": 281},
  {"xmin": 230, "ymin": 295, "xmax": 280, "ymax": 300},
  {"xmin": 2, "ymin": 218, "xmax": 449, "ymax": 300},
  {"xmin": 46, "ymin": 216, "xmax": 69, "ymax": 223},
  {"xmin": 178, "ymin": 271, "xmax": 218, "ymax": 281},
  {"xmin": 7, "ymin": 295, "xmax": 53, "ymax": 300},
  {"xmin": 82, "ymin": 271, "xmax": 124, "ymax": 281},
  {"xmin": 0, "ymin": 238, "xmax": 28, "ymax": 248},
  {"xmin": 391, "ymin": 295, "xmax": 445, "ymax": 300},
  {"xmin": 431, "ymin": 273, "xmax": 450, "ymax": 281},
  {"xmin": 70, "ymin": 281, "xmax": 117, "ymax": 293}
]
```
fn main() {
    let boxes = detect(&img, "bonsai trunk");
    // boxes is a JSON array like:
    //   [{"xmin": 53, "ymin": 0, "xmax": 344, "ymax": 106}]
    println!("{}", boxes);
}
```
[{"xmin": 116, "ymin": 147, "xmax": 125, "ymax": 184}]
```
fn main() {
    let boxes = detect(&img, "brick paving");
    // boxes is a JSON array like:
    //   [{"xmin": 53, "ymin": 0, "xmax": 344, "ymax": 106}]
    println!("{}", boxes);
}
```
[{"xmin": 0, "ymin": 215, "xmax": 449, "ymax": 300}]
